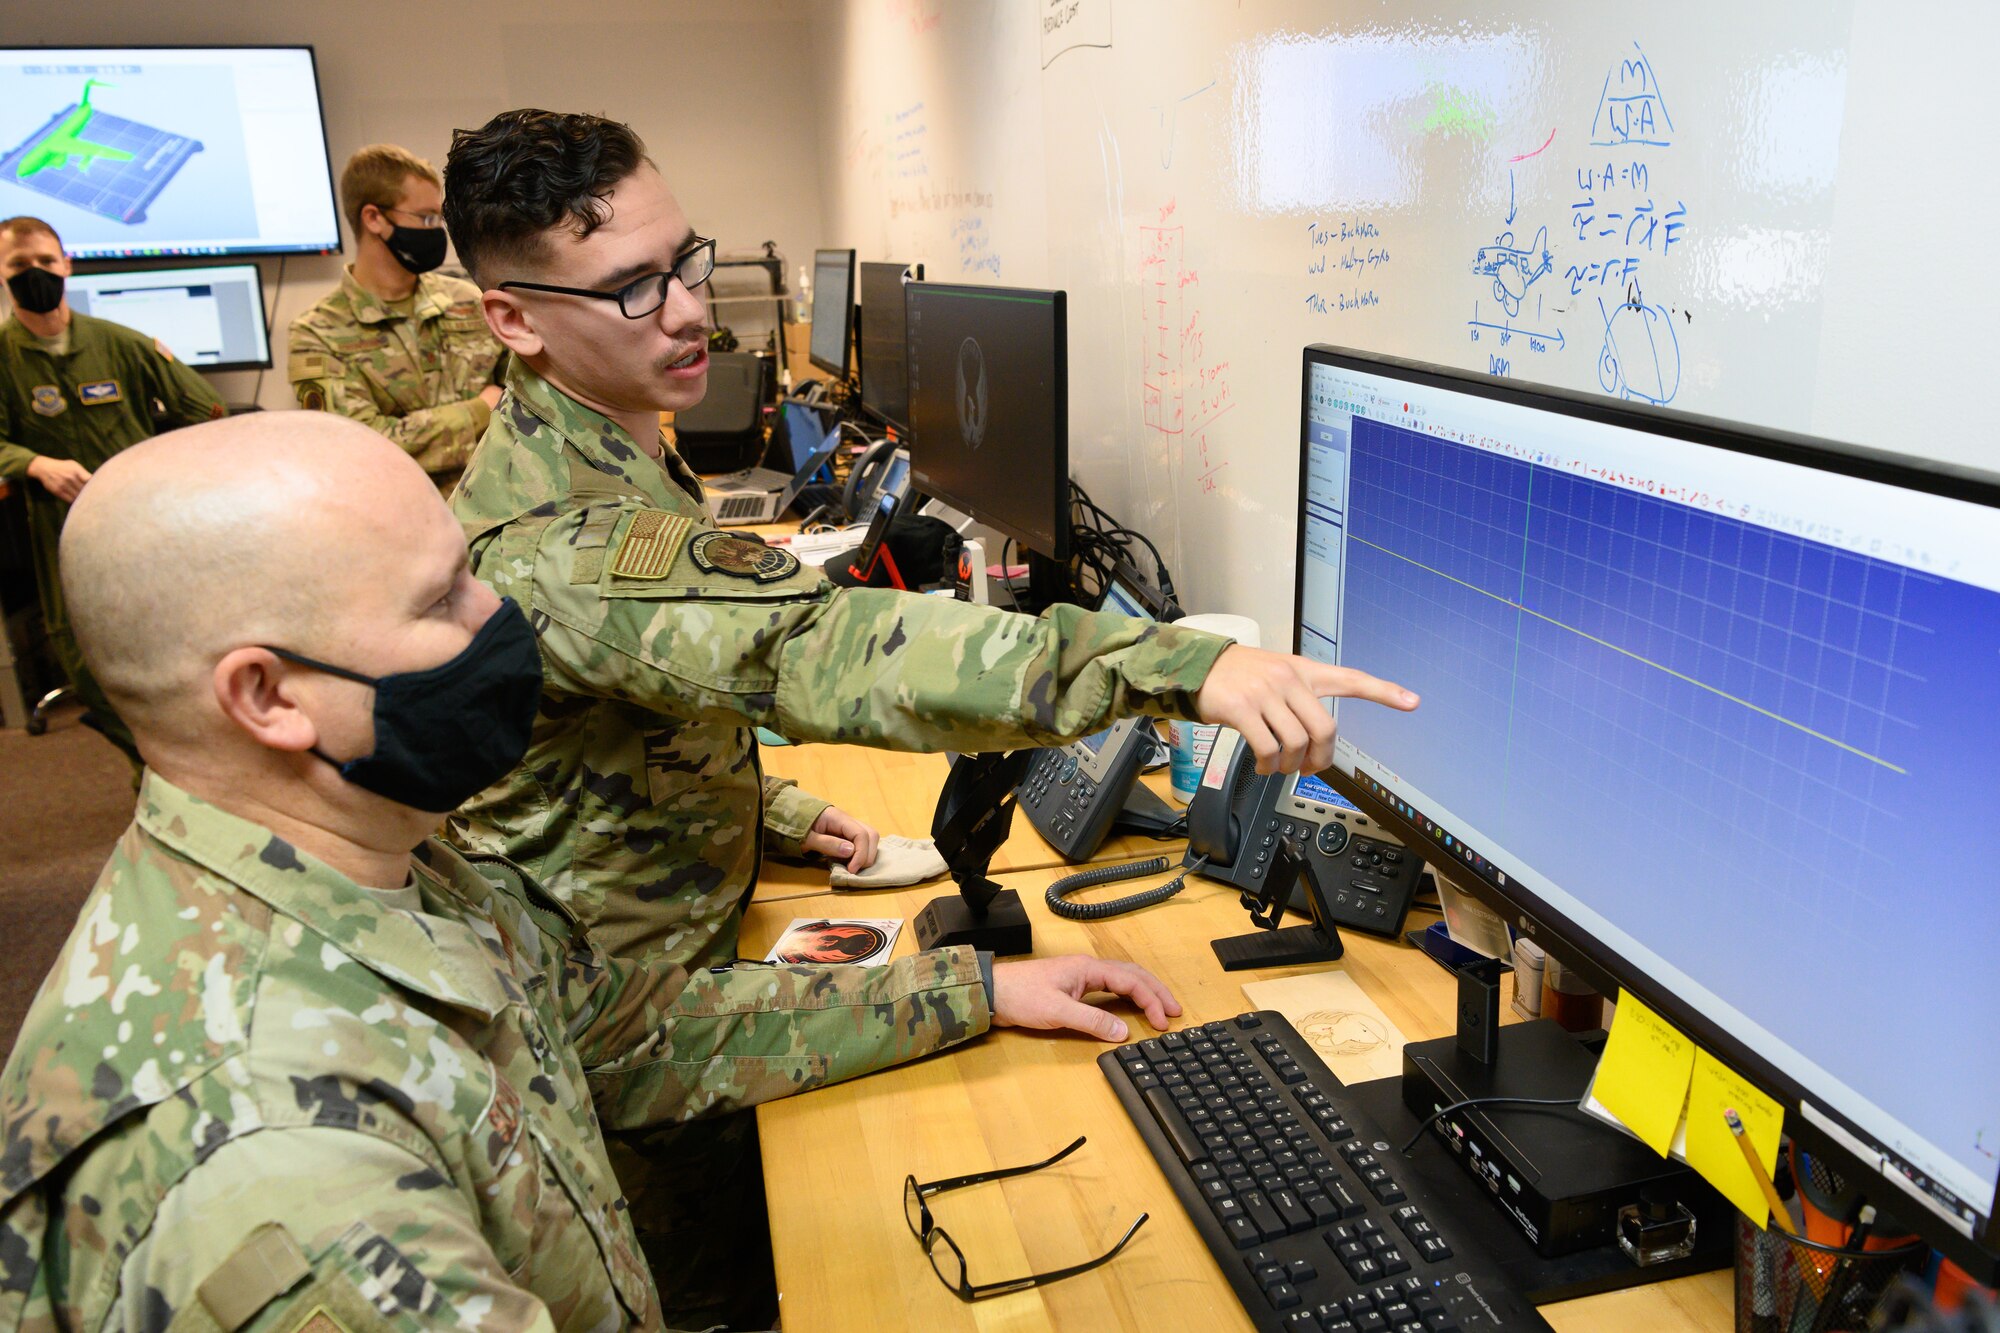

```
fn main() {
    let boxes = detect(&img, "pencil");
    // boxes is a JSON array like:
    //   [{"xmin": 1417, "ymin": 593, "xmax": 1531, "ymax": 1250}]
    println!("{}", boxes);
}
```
[{"xmin": 1725, "ymin": 1107, "xmax": 1797, "ymax": 1235}]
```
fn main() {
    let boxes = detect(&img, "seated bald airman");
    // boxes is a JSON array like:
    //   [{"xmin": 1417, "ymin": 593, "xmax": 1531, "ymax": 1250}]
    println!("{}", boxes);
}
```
[{"xmin": 0, "ymin": 412, "xmax": 1184, "ymax": 1330}]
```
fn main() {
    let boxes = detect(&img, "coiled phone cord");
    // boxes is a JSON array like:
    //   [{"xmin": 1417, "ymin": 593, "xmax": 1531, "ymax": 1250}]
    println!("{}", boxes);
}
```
[{"xmin": 1045, "ymin": 855, "xmax": 1209, "ymax": 921}]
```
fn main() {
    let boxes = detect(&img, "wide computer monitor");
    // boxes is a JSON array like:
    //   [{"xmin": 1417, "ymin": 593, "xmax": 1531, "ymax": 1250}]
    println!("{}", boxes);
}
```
[
  {"xmin": 1294, "ymin": 345, "xmax": 2000, "ymax": 1271},
  {"xmin": 906, "ymin": 282, "xmax": 1069, "ymax": 561},
  {"xmin": 808, "ymin": 247, "xmax": 855, "ymax": 376},
  {"xmin": 857, "ymin": 260, "xmax": 919, "ymax": 429},
  {"xmin": 64, "ymin": 262, "xmax": 270, "ymax": 369},
  {"xmin": 0, "ymin": 47, "xmax": 340, "ymax": 259}
]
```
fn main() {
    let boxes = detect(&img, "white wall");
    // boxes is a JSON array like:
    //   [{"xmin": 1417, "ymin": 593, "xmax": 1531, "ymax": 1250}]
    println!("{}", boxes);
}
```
[{"xmin": 4, "ymin": 0, "xmax": 827, "ymax": 407}]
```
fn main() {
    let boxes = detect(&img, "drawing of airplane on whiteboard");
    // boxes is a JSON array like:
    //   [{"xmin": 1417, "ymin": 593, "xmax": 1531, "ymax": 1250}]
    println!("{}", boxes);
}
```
[
  {"xmin": 13, "ymin": 80, "xmax": 135, "ymax": 178},
  {"xmin": 1471, "ymin": 225, "xmax": 1552, "ymax": 318}
]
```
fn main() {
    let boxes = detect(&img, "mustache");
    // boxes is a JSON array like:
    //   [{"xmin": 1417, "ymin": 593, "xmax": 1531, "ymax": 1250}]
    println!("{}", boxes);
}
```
[{"xmin": 654, "ymin": 337, "xmax": 710, "ymax": 372}]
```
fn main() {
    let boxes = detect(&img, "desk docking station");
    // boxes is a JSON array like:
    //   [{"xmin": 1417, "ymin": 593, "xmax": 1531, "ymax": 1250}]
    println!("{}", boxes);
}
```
[{"xmin": 1399, "ymin": 992, "xmax": 1728, "ymax": 1260}]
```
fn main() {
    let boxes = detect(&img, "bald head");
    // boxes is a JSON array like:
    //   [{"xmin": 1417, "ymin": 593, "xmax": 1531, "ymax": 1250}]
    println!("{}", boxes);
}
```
[{"xmin": 61, "ymin": 413, "xmax": 452, "ymax": 746}]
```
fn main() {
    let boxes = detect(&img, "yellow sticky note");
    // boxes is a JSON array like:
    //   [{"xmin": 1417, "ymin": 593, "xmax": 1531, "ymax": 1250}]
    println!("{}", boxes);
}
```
[
  {"xmin": 1591, "ymin": 994, "xmax": 1697, "ymax": 1155},
  {"xmin": 1683, "ymin": 1048, "xmax": 1785, "ymax": 1228}
]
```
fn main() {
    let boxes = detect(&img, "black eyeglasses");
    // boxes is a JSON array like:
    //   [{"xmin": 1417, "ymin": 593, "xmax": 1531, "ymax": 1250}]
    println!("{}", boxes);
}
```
[
  {"xmin": 497, "ymin": 237, "xmax": 717, "ymax": 319},
  {"xmin": 902, "ymin": 1136, "xmax": 1148, "ymax": 1302}
]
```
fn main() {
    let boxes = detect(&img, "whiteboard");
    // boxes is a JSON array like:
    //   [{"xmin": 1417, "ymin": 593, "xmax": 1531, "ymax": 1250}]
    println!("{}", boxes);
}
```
[{"xmin": 808, "ymin": 0, "xmax": 2000, "ymax": 644}]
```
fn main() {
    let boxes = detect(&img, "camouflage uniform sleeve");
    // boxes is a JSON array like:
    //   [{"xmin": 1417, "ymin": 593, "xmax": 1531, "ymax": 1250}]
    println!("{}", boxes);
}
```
[
  {"xmin": 123, "ymin": 1128, "xmax": 558, "ymax": 1332},
  {"xmin": 469, "ymin": 852, "xmax": 993, "ymax": 1125},
  {"xmin": 761, "ymin": 775, "xmax": 832, "ymax": 855},
  {"xmin": 579, "ymin": 947, "xmax": 994, "ymax": 1128},
  {"xmin": 137, "ymin": 335, "xmax": 227, "ymax": 427},
  {"xmin": 525, "ymin": 507, "xmax": 1232, "ymax": 753},
  {"xmin": 289, "ymin": 325, "xmax": 493, "ymax": 459}
]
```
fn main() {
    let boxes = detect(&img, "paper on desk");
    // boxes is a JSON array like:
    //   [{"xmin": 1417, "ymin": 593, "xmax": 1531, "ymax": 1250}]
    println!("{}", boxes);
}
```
[
  {"xmin": 1241, "ymin": 970, "xmax": 1408, "ymax": 1084},
  {"xmin": 1683, "ymin": 1048, "xmax": 1786, "ymax": 1230},
  {"xmin": 1587, "ymin": 993, "xmax": 1697, "ymax": 1155},
  {"xmin": 765, "ymin": 917, "xmax": 902, "ymax": 967}
]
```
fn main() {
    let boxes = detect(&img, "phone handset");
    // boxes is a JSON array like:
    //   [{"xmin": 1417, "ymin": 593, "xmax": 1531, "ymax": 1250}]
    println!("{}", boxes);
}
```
[
  {"xmin": 1185, "ymin": 729, "xmax": 1267, "ymax": 868},
  {"xmin": 840, "ymin": 436, "xmax": 900, "ymax": 521}
]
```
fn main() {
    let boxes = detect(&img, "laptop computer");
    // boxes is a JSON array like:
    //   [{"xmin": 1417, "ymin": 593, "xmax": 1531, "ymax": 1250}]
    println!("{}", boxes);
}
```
[{"xmin": 707, "ymin": 402, "xmax": 841, "ymax": 526}]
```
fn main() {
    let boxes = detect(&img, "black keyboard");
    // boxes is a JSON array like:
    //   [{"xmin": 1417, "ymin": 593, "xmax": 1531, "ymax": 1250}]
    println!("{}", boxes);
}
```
[{"xmin": 1101, "ymin": 1010, "xmax": 1552, "ymax": 1332}]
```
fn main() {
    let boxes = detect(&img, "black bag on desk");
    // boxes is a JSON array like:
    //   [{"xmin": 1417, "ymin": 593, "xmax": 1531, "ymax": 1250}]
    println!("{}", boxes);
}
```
[{"xmin": 824, "ymin": 513, "xmax": 962, "ymax": 591}]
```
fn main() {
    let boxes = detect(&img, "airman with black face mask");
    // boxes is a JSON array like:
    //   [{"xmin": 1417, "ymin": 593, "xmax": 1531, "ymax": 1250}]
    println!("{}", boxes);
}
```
[
  {"xmin": 0, "ymin": 213, "xmax": 225, "ymax": 767},
  {"xmin": 288, "ymin": 144, "xmax": 503, "ymax": 494}
]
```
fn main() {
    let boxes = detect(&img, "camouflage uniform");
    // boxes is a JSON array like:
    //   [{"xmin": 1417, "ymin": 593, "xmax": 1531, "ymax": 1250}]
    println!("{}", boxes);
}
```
[
  {"xmin": 446, "ymin": 360, "xmax": 1231, "ymax": 1327},
  {"xmin": 288, "ymin": 266, "xmax": 503, "ymax": 492},
  {"xmin": 0, "ymin": 773, "xmax": 991, "ymax": 1331},
  {"xmin": 0, "ymin": 312, "xmax": 225, "ymax": 763}
]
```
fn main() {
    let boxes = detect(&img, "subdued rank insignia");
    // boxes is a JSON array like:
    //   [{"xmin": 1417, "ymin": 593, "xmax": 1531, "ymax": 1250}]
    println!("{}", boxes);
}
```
[
  {"xmin": 78, "ymin": 379, "xmax": 123, "ymax": 406},
  {"xmin": 286, "ymin": 1308, "xmax": 352, "ymax": 1333},
  {"xmin": 689, "ymin": 530, "xmax": 799, "ymax": 583},
  {"xmin": 608, "ymin": 508, "xmax": 694, "ymax": 579},
  {"xmin": 29, "ymin": 385, "xmax": 65, "ymax": 416}
]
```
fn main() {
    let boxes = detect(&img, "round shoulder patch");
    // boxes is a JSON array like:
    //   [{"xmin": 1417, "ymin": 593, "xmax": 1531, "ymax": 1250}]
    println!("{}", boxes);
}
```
[{"xmin": 688, "ymin": 530, "xmax": 800, "ymax": 583}]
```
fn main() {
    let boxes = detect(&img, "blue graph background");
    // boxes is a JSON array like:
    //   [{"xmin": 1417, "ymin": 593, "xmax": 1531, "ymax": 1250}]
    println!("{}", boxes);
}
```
[{"xmin": 1332, "ymin": 417, "xmax": 2000, "ymax": 1197}]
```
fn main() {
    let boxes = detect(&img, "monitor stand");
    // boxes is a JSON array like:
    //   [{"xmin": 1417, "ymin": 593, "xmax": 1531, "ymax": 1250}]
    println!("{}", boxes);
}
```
[
  {"xmin": 1338, "ymin": 961, "xmax": 1732, "ymax": 1302},
  {"xmin": 1025, "ymin": 551, "xmax": 1081, "ymax": 612}
]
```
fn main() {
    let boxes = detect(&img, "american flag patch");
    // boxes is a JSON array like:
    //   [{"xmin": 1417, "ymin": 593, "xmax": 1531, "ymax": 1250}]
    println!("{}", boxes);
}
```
[{"xmin": 608, "ymin": 509, "xmax": 693, "ymax": 579}]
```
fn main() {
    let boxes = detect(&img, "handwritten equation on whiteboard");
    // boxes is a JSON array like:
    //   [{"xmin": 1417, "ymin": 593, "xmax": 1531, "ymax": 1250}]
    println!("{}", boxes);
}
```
[
  {"xmin": 1141, "ymin": 201, "xmax": 1236, "ymax": 494},
  {"xmin": 1460, "ymin": 41, "xmax": 1690, "ymax": 405}
]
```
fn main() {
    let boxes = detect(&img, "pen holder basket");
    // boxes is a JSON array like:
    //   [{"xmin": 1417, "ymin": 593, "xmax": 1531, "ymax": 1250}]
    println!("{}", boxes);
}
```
[{"xmin": 1733, "ymin": 1214, "xmax": 1927, "ymax": 1333}]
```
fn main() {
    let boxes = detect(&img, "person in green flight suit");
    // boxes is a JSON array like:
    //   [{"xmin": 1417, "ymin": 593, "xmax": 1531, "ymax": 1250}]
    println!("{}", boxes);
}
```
[
  {"xmin": 0, "ymin": 214, "xmax": 226, "ymax": 765},
  {"xmin": 440, "ymin": 108, "xmax": 1421, "ymax": 1330}
]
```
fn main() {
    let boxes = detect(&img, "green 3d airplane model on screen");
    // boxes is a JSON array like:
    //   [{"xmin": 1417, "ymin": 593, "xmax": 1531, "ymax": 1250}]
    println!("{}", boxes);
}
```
[{"xmin": 14, "ymin": 80, "xmax": 135, "ymax": 179}]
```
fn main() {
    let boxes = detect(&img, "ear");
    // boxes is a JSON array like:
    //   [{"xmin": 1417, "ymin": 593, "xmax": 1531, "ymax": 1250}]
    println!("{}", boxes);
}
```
[
  {"xmin": 480, "ymin": 289, "xmax": 544, "ymax": 359},
  {"xmin": 358, "ymin": 203, "xmax": 389, "ymax": 241},
  {"xmin": 213, "ymin": 648, "xmax": 320, "ymax": 753},
  {"xmin": 55, "ymin": 252, "xmax": 73, "ymax": 278}
]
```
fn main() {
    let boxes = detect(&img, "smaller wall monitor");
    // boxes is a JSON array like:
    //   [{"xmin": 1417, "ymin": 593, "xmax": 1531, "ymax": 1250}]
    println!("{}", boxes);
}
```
[{"xmin": 65, "ymin": 262, "xmax": 270, "ymax": 370}]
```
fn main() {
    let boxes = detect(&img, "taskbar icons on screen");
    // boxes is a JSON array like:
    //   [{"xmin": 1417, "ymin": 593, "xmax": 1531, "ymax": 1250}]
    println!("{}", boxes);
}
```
[{"xmin": 1351, "ymin": 770, "xmax": 1502, "ymax": 886}]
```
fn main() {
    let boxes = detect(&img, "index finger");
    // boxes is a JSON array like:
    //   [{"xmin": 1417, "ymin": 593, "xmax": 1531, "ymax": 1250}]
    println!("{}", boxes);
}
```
[{"xmin": 1300, "ymin": 662, "xmax": 1419, "ymax": 711}]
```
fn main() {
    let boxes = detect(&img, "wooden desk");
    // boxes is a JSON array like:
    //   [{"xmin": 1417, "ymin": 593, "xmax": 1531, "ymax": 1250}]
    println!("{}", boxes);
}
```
[{"xmin": 745, "ymin": 858, "xmax": 1732, "ymax": 1330}]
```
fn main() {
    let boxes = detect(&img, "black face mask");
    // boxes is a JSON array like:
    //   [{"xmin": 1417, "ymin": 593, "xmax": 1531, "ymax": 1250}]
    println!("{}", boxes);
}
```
[
  {"xmin": 7, "ymin": 267, "xmax": 64, "ymax": 315},
  {"xmin": 383, "ymin": 223, "xmax": 448, "ymax": 276},
  {"xmin": 266, "ymin": 599, "xmax": 543, "ymax": 813}
]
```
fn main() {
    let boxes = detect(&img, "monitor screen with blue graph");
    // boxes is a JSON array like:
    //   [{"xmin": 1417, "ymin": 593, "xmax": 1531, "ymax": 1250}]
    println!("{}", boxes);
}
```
[
  {"xmin": 0, "ymin": 47, "xmax": 340, "ymax": 260},
  {"xmin": 1296, "ymin": 346, "xmax": 2000, "ymax": 1257}
]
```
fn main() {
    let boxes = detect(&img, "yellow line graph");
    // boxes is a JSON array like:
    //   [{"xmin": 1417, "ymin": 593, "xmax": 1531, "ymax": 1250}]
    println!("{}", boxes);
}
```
[{"xmin": 1349, "ymin": 534, "xmax": 1907, "ymax": 775}]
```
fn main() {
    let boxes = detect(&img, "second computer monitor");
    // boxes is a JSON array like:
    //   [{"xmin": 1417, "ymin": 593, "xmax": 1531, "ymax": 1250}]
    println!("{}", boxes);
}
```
[
  {"xmin": 906, "ymin": 282, "xmax": 1068, "ymax": 560},
  {"xmin": 858, "ymin": 260, "xmax": 919, "ymax": 430},
  {"xmin": 808, "ymin": 248, "xmax": 855, "ymax": 377},
  {"xmin": 64, "ymin": 263, "xmax": 270, "ymax": 370}
]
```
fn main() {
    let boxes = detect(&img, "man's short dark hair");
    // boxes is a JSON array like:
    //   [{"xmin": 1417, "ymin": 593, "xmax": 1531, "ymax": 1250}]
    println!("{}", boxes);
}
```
[
  {"xmin": 442, "ymin": 109, "xmax": 653, "ymax": 289},
  {"xmin": 0, "ymin": 216, "xmax": 63, "ymax": 251}
]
